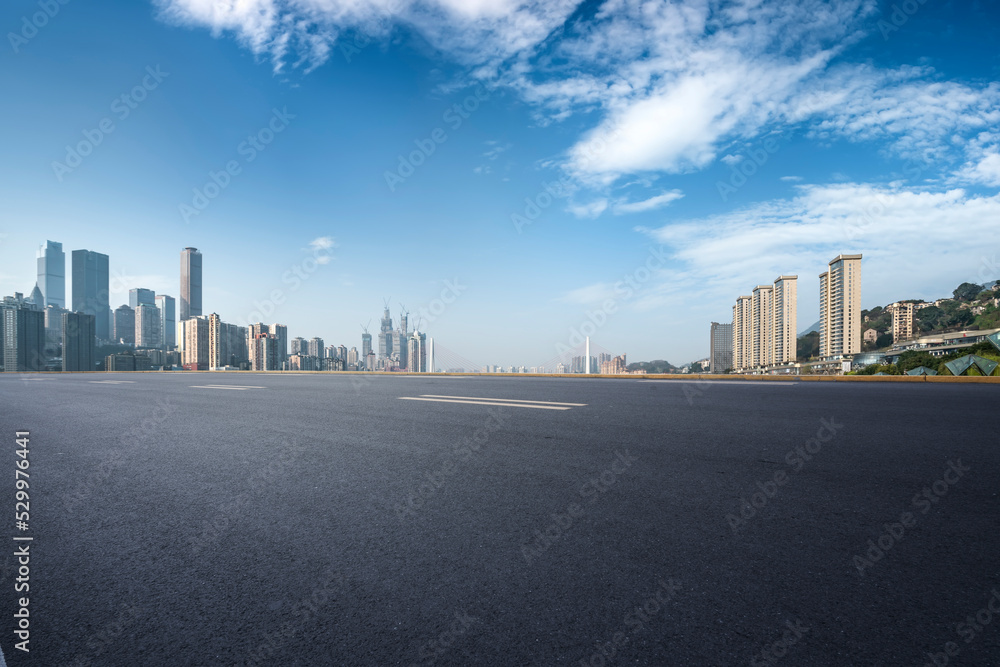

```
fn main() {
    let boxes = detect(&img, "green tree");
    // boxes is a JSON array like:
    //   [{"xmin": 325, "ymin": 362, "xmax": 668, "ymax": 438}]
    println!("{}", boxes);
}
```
[
  {"xmin": 797, "ymin": 331, "xmax": 819, "ymax": 360},
  {"xmin": 953, "ymin": 282, "xmax": 984, "ymax": 302},
  {"xmin": 896, "ymin": 350, "xmax": 938, "ymax": 373}
]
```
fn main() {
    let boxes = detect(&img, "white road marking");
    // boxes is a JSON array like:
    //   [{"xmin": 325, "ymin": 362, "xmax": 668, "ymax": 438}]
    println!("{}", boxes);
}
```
[
  {"xmin": 89, "ymin": 380, "xmax": 136, "ymax": 384},
  {"xmin": 398, "ymin": 397, "xmax": 578, "ymax": 410},
  {"xmin": 419, "ymin": 394, "xmax": 587, "ymax": 406},
  {"xmin": 190, "ymin": 385, "xmax": 266, "ymax": 390}
]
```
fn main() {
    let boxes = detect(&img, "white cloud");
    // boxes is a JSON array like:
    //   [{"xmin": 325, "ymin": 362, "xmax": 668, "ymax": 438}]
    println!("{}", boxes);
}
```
[
  {"xmin": 308, "ymin": 235, "xmax": 336, "ymax": 250},
  {"xmin": 155, "ymin": 0, "xmax": 580, "ymax": 73},
  {"xmin": 956, "ymin": 151, "xmax": 1000, "ymax": 187},
  {"xmin": 482, "ymin": 141, "xmax": 511, "ymax": 160},
  {"xmin": 636, "ymin": 182, "xmax": 1000, "ymax": 315},
  {"xmin": 612, "ymin": 190, "xmax": 684, "ymax": 215},
  {"xmin": 154, "ymin": 0, "xmax": 1000, "ymax": 191},
  {"xmin": 567, "ymin": 199, "xmax": 608, "ymax": 218},
  {"xmin": 308, "ymin": 236, "xmax": 336, "ymax": 263},
  {"xmin": 780, "ymin": 175, "xmax": 803, "ymax": 182},
  {"xmin": 561, "ymin": 282, "xmax": 617, "ymax": 305}
]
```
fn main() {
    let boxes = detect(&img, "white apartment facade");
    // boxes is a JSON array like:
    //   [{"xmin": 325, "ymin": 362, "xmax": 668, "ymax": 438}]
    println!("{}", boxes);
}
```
[{"xmin": 819, "ymin": 254, "xmax": 862, "ymax": 359}]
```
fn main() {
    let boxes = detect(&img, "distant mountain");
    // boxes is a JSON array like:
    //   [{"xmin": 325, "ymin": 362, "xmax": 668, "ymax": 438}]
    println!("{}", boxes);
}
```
[
  {"xmin": 627, "ymin": 360, "xmax": 678, "ymax": 374},
  {"xmin": 798, "ymin": 320, "xmax": 820, "ymax": 337}
]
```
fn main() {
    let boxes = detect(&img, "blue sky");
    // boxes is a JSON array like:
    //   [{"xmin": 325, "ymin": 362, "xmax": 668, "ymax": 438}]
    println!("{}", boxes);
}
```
[{"xmin": 2, "ymin": 0, "xmax": 999, "ymax": 367}]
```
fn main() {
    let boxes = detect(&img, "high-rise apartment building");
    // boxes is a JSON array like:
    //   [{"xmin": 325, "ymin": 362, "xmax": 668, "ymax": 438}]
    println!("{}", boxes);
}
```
[
  {"xmin": 773, "ymin": 276, "xmax": 798, "ymax": 365},
  {"xmin": 37, "ymin": 240, "xmax": 65, "ymax": 308},
  {"xmin": 819, "ymin": 254, "xmax": 862, "ymax": 359},
  {"xmin": 135, "ymin": 304, "xmax": 162, "ymax": 349},
  {"xmin": 114, "ymin": 305, "xmax": 135, "ymax": 346},
  {"xmin": 208, "ymin": 313, "xmax": 225, "ymax": 369},
  {"xmin": 181, "ymin": 316, "xmax": 210, "ymax": 370},
  {"xmin": 751, "ymin": 285, "xmax": 773, "ymax": 368},
  {"xmin": 250, "ymin": 333, "xmax": 280, "ymax": 370},
  {"xmin": 291, "ymin": 337, "xmax": 307, "ymax": 355},
  {"xmin": 180, "ymin": 247, "xmax": 202, "ymax": 321},
  {"xmin": 732, "ymin": 296, "xmax": 752, "ymax": 372},
  {"xmin": 1, "ymin": 295, "xmax": 45, "ymax": 372},
  {"xmin": 710, "ymin": 322, "xmax": 733, "ymax": 373},
  {"xmin": 890, "ymin": 301, "xmax": 915, "ymax": 343},
  {"xmin": 156, "ymin": 295, "xmax": 176, "ymax": 349},
  {"xmin": 599, "ymin": 354, "xmax": 627, "ymax": 375},
  {"xmin": 62, "ymin": 311, "xmax": 95, "ymax": 372},
  {"xmin": 208, "ymin": 313, "xmax": 246, "ymax": 369},
  {"xmin": 308, "ymin": 337, "xmax": 325, "ymax": 358},
  {"xmin": 732, "ymin": 275, "xmax": 797, "ymax": 372},
  {"xmin": 129, "ymin": 288, "xmax": 155, "ymax": 310},
  {"xmin": 270, "ymin": 324, "xmax": 287, "ymax": 364},
  {"xmin": 71, "ymin": 249, "xmax": 110, "ymax": 340}
]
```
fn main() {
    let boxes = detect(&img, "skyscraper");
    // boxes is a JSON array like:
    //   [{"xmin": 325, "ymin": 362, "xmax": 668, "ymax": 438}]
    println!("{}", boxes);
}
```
[
  {"xmin": 378, "ymin": 304, "xmax": 393, "ymax": 359},
  {"xmin": 1, "ymin": 295, "xmax": 45, "ymax": 372},
  {"xmin": 71, "ymin": 249, "xmax": 110, "ymax": 340},
  {"xmin": 129, "ymin": 288, "xmax": 155, "ymax": 309},
  {"xmin": 271, "ymin": 324, "xmax": 288, "ymax": 364},
  {"xmin": 44, "ymin": 304, "xmax": 68, "ymax": 353},
  {"xmin": 62, "ymin": 311, "xmax": 95, "ymax": 372},
  {"xmin": 36, "ymin": 240, "xmax": 65, "ymax": 308},
  {"xmin": 209, "ymin": 315, "xmax": 248, "ymax": 368},
  {"xmin": 732, "ymin": 296, "xmax": 752, "ymax": 373},
  {"xmin": 751, "ymin": 285, "xmax": 773, "ymax": 368},
  {"xmin": 308, "ymin": 337, "xmax": 325, "ymax": 358},
  {"xmin": 773, "ymin": 276, "xmax": 798, "ymax": 365},
  {"xmin": 291, "ymin": 337, "xmax": 307, "ymax": 355},
  {"xmin": 250, "ymin": 333, "xmax": 280, "ymax": 370},
  {"xmin": 135, "ymin": 304, "xmax": 162, "ymax": 349},
  {"xmin": 182, "ymin": 316, "xmax": 210, "ymax": 370},
  {"xmin": 180, "ymin": 247, "xmax": 202, "ymax": 321},
  {"xmin": 208, "ymin": 313, "xmax": 226, "ymax": 369},
  {"xmin": 114, "ymin": 305, "xmax": 135, "ymax": 346},
  {"xmin": 819, "ymin": 254, "xmax": 862, "ymax": 359},
  {"xmin": 710, "ymin": 322, "xmax": 733, "ymax": 373},
  {"xmin": 156, "ymin": 295, "xmax": 176, "ymax": 349},
  {"xmin": 361, "ymin": 331, "xmax": 372, "ymax": 359},
  {"xmin": 732, "ymin": 275, "xmax": 797, "ymax": 372},
  {"xmin": 407, "ymin": 330, "xmax": 426, "ymax": 372}
]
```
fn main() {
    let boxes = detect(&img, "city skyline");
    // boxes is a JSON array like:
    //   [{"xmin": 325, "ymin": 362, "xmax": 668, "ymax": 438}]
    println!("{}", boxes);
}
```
[
  {"xmin": 1, "ymin": 1, "xmax": 999, "ymax": 366},
  {"xmin": 0, "ymin": 235, "xmax": 991, "ymax": 369}
]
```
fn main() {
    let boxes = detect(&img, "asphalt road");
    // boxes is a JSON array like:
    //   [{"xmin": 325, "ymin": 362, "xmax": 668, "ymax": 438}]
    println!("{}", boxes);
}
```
[{"xmin": 0, "ymin": 372, "xmax": 998, "ymax": 666}]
